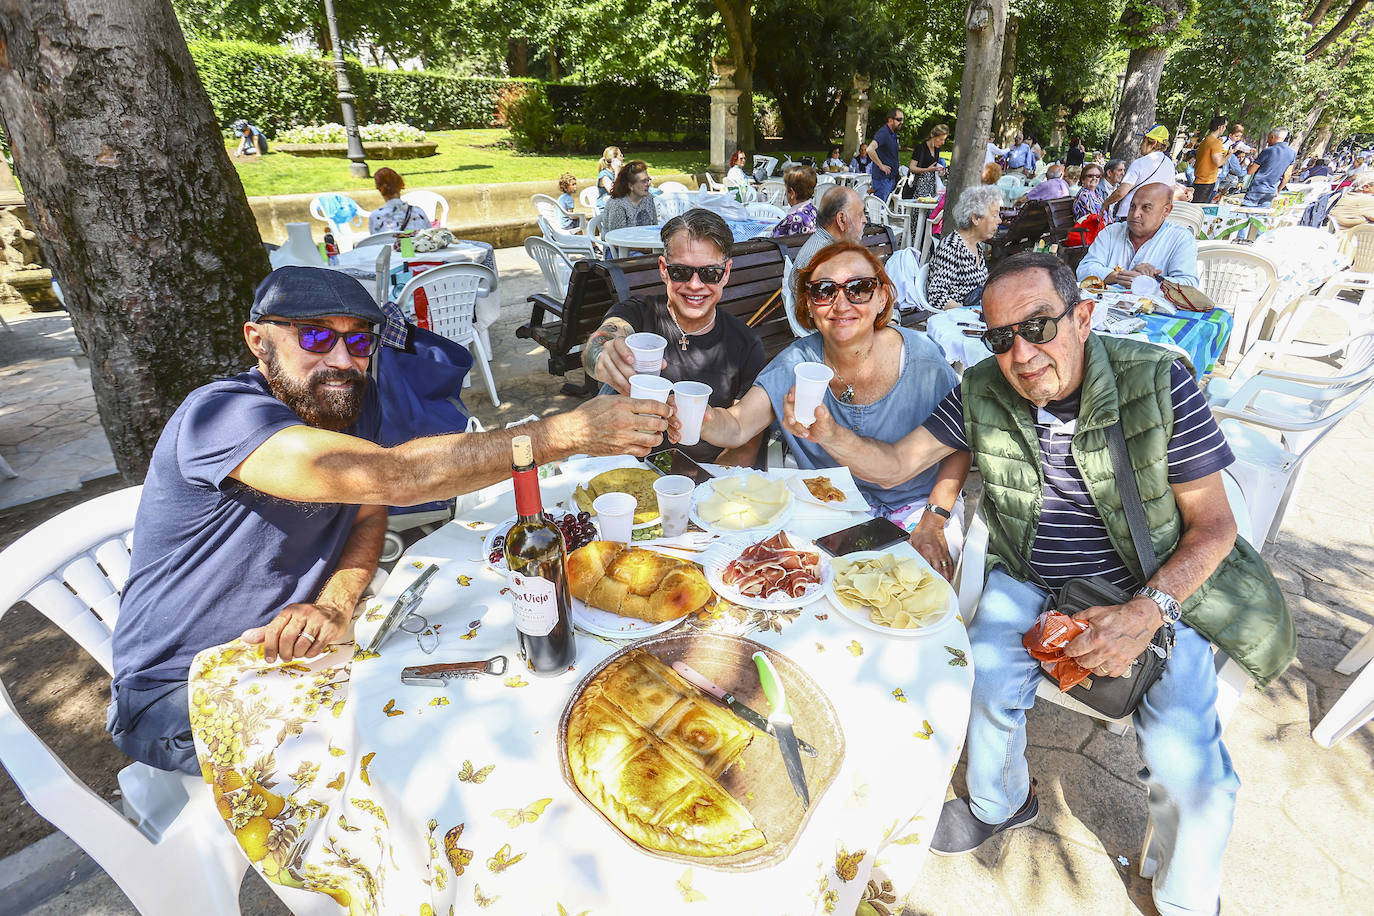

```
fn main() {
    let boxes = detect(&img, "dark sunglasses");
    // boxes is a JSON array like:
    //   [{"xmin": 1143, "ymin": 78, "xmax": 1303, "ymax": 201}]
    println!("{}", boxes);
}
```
[
  {"xmin": 664, "ymin": 263, "xmax": 728, "ymax": 284},
  {"xmin": 805, "ymin": 276, "xmax": 881, "ymax": 306},
  {"xmin": 981, "ymin": 301, "xmax": 1076, "ymax": 355},
  {"xmin": 258, "ymin": 319, "xmax": 379, "ymax": 357}
]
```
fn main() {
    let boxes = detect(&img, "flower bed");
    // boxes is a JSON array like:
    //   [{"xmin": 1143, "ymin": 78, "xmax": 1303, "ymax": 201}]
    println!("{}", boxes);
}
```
[
  {"xmin": 275, "ymin": 141, "xmax": 438, "ymax": 160},
  {"xmin": 274, "ymin": 122, "xmax": 436, "ymax": 158}
]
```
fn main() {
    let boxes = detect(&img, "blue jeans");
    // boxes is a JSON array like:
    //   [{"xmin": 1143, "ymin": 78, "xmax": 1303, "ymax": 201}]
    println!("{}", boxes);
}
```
[
  {"xmin": 1243, "ymin": 187, "xmax": 1276, "ymax": 207},
  {"xmin": 965, "ymin": 568, "xmax": 1238, "ymax": 916},
  {"xmin": 106, "ymin": 680, "xmax": 200, "ymax": 775},
  {"xmin": 871, "ymin": 172, "xmax": 897, "ymax": 202}
]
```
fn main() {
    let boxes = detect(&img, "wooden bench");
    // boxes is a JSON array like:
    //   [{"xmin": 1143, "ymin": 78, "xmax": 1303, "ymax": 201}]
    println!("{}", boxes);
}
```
[
  {"xmin": 989, "ymin": 200, "xmax": 1052, "ymax": 266},
  {"xmin": 517, "ymin": 224, "xmax": 897, "ymax": 395},
  {"xmin": 1044, "ymin": 196, "xmax": 1077, "ymax": 245}
]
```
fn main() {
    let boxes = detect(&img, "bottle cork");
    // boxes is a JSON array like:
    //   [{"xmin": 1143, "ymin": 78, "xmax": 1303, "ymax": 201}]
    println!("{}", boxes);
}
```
[{"xmin": 511, "ymin": 435, "xmax": 534, "ymax": 468}]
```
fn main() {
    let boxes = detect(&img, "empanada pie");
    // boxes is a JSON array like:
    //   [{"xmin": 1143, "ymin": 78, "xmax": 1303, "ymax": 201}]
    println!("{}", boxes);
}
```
[{"xmin": 567, "ymin": 651, "xmax": 764, "ymax": 857}]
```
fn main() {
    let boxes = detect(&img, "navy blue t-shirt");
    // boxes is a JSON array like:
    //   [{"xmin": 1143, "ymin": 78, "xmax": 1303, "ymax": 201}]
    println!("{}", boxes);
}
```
[
  {"xmin": 113, "ymin": 369, "xmax": 381, "ymax": 689},
  {"xmin": 922, "ymin": 360, "xmax": 1233, "ymax": 591}
]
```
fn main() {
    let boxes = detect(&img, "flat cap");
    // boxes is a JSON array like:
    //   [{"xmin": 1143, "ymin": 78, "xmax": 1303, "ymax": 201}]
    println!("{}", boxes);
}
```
[{"xmin": 250, "ymin": 266, "xmax": 385, "ymax": 325}]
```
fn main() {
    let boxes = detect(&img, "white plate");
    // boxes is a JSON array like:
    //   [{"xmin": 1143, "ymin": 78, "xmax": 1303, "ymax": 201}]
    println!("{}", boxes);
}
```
[
  {"xmin": 823, "ymin": 550, "xmax": 958, "ymax": 637},
  {"xmin": 784, "ymin": 469, "xmax": 871, "ymax": 513},
  {"xmin": 570, "ymin": 596, "xmax": 686, "ymax": 639},
  {"xmin": 689, "ymin": 473, "xmax": 795, "ymax": 536},
  {"xmin": 700, "ymin": 532, "xmax": 832, "ymax": 611}
]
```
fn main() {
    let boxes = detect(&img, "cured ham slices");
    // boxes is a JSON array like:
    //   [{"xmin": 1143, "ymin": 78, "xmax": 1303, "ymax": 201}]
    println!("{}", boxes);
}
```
[{"xmin": 721, "ymin": 532, "xmax": 822, "ymax": 599}]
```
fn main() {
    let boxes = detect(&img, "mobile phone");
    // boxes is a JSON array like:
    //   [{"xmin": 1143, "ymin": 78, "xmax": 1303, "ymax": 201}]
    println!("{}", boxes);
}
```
[
  {"xmin": 814, "ymin": 517, "xmax": 910, "ymax": 556},
  {"xmin": 647, "ymin": 448, "xmax": 715, "ymax": 486}
]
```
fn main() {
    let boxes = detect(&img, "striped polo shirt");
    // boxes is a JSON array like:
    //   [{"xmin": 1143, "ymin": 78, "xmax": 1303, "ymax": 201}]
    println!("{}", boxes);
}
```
[{"xmin": 924, "ymin": 361, "xmax": 1233, "ymax": 591}]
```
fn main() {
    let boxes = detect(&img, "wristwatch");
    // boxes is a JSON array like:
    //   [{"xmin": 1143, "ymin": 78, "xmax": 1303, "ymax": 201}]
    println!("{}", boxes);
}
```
[
  {"xmin": 1136, "ymin": 586, "xmax": 1182, "ymax": 625},
  {"xmin": 924, "ymin": 504, "xmax": 952, "ymax": 521}
]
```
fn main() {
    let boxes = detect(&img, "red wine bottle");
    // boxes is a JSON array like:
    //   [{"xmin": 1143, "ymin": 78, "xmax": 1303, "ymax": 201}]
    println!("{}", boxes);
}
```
[{"xmin": 504, "ymin": 435, "xmax": 576, "ymax": 675}]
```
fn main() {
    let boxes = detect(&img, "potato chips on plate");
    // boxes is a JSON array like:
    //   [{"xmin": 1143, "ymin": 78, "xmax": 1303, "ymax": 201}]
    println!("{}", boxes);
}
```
[
  {"xmin": 690, "ymin": 472, "xmax": 795, "ymax": 535},
  {"xmin": 824, "ymin": 550, "xmax": 956, "ymax": 636}
]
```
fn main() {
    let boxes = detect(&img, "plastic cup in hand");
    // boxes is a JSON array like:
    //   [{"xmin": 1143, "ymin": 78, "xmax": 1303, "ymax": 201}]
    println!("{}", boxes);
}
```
[
  {"xmin": 671, "ymin": 381, "xmax": 712, "ymax": 446},
  {"xmin": 592, "ymin": 492, "xmax": 637, "ymax": 543},
  {"xmin": 629, "ymin": 374, "xmax": 673, "ymax": 403},
  {"xmin": 1131, "ymin": 274, "xmax": 1160, "ymax": 299},
  {"xmin": 792, "ymin": 362, "xmax": 835, "ymax": 428},
  {"xmin": 652, "ymin": 475, "xmax": 695, "ymax": 538},
  {"xmin": 626, "ymin": 332, "xmax": 668, "ymax": 375}
]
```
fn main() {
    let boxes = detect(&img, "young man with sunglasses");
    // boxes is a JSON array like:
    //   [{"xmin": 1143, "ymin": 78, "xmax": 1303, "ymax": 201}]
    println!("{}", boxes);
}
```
[
  {"xmin": 781, "ymin": 252, "xmax": 1292, "ymax": 916},
  {"xmin": 582, "ymin": 208, "xmax": 767, "ymax": 465},
  {"xmin": 109, "ymin": 267, "xmax": 670, "ymax": 774}
]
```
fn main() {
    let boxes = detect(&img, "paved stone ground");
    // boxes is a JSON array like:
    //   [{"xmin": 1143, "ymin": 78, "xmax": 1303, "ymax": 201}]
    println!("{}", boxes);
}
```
[{"xmin": 1, "ymin": 250, "xmax": 1371, "ymax": 915}]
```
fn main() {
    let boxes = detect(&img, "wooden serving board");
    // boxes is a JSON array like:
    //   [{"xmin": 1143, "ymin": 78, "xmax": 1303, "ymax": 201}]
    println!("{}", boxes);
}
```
[{"xmin": 557, "ymin": 631, "xmax": 845, "ymax": 871}]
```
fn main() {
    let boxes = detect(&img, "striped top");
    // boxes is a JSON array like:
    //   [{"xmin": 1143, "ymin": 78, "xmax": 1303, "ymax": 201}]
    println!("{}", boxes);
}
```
[{"xmin": 923, "ymin": 360, "xmax": 1233, "ymax": 591}]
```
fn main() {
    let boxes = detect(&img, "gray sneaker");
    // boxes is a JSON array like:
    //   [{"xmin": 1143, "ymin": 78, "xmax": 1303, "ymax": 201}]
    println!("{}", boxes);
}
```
[{"xmin": 930, "ymin": 779, "xmax": 1038, "ymax": 856}]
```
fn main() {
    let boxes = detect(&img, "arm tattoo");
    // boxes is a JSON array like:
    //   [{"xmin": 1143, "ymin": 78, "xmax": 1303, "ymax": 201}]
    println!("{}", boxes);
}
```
[{"xmin": 583, "ymin": 318, "xmax": 634, "ymax": 378}]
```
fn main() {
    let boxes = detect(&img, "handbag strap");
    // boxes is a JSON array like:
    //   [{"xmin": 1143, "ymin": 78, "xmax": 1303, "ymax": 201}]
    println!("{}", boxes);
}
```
[{"xmin": 982, "ymin": 418, "xmax": 1159, "ymax": 588}]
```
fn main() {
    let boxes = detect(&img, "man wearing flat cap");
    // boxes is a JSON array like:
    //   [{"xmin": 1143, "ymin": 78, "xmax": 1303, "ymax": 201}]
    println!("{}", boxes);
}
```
[{"xmin": 109, "ymin": 267, "xmax": 670, "ymax": 774}]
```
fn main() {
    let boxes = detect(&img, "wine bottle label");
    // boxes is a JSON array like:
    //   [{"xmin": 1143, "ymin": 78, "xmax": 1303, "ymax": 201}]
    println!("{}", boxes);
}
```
[{"xmin": 511, "ymin": 573, "xmax": 559, "ymax": 636}]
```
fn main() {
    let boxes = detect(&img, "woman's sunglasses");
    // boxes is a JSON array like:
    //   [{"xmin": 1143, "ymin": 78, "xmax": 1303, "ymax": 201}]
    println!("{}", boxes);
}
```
[
  {"xmin": 982, "ymin": 302, "xmax": 1076, "ymax": 354},
  {"xmin": 805, "ymin": 276, "xmax": 881, "ymax": 306},
  {"xmin": 664, "ymin": 263, "xmax": 728, "ymax": 284},
  {"xmin": 258, "ymin": 319, "xmax": 379, "ymax": 357}
]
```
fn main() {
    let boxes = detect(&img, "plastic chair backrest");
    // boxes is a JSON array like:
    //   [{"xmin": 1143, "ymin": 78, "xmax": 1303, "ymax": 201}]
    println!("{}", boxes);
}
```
[
  {"xmin": 760, "ymin": 181, "xmax": 787, "ymax": 208},
  {"xmin": 401, "ymin": 190, "xmax": 448, "ymax": 228},
  {"xmin": 372, "ymin": 245, "xmax": 392, "ymax": 304},
  {"xmin": 309, "ymin": 195, "xmax": 368, "ymax": 251},
  {"xmin": 863, "ymin": 195, "xmax": 887, "ymax": 226},
  {"xmin": 538, "ymin": 216, "xmax": 599, "ymax": 259},
  {"xmin": 658, "ymin": 181, "xmax": 690, "ymax": 194},
  {"xmin": 1197, "ymin": 248, "xmax": 1280, "ymax": 360},
  {"xmin": 530, "ymin": 193, "xmax": 565, "ymax": 227},
  {"xmin": 654, "ymin": 193, "xmax": 692, "ymax": 222},
  {"xmin": 1165, "ymin": 210, "xmax": 1204, "ymax": 237},
  {"xmin": 780, "ymin": 257, "xmax": 808, "ymax": 338},
  {"xmin": 524, "ymin": 237, "xmax": 575, "ymax": 300},
  {"xmin": 586, "ymin": 213, "xmax": 605, "ymax": 240},
  {"xmin": 746, "ymin": 202, "xmax": 786, "ymax": 220},
  {"xmin": 1340, "ymin": 224, "xmax": 1374, "ymax": 272},
  {"xmin": 355, "ymin": 231, "xmax": 399, "ymax": 249},
  {"xmin": 813, "ymin": 181, "xmax": 836, "ymax": 205},
  {"xmin": 396, "ymin": 262, "xmax": 496, "ymax": 344},
  {"xmin": 579, "ymin": 186, "xmax": 599, "ymax": 209}
]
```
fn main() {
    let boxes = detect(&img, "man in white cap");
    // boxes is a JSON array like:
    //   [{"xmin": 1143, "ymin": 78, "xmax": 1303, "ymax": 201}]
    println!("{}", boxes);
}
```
[
  {"xmin": 108, "ymin": 266, "xmax": 670, "ymax": 774},
  {"xmin": 1102, "ymin": 124, "xmax": 1176, "ymax": 220}
]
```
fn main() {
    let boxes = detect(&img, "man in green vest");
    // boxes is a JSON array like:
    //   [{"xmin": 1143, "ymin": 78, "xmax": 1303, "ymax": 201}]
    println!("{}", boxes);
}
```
[{"xmin": 782, "ymin": 252, "xmax": 1293, "ymax": 916}]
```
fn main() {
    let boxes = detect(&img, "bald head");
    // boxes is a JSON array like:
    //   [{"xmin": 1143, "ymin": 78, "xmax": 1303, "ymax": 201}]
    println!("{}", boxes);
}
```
[
  {"xmin": 817, "ymin": 186, "xmax": 865, "ymax": 242},
  {"xmin": 1126, "ymin": 183, "xmax": 1174, "ymax": 241}
]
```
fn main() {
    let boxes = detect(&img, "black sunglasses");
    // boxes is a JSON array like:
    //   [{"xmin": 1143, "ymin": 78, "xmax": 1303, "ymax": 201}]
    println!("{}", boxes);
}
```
[
  {"xmin": 981, "ymin": 301, "xmax": 1077, "ymax": 355},
  {"xmin": 258, "ymin": 319, "xmax": 379, "ymax": 357},
  {"xmin": 805, "ymin": 276, "xmax": 881, "ymax": 306},
  {"xmin": 664, "ymin": 263, "xmax": 728, "ymax": 284}
]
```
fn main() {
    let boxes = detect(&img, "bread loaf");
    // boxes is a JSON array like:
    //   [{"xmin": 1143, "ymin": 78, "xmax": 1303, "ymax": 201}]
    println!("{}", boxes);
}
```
[{"xmin": 567, "ymin": 541, "xmax": 714, "ymax": 623}]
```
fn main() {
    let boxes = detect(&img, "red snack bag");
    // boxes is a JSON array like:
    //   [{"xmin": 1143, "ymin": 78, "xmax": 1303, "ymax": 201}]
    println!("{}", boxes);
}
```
[{"xmin": 1023, "ymin": 611, "xmax": 1093, "ymax": 691}]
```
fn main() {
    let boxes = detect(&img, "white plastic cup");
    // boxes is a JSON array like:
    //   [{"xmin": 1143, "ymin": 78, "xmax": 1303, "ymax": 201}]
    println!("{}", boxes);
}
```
[
  {"xmin": 671, "ymin": 381, "xmax": 712, "ymax": 446},
  {"xmin": 652, "ymin": 474, "xmax": 695, "ymax": 538},
  {"xmin": 629, "ymin": 373, "xmax": 673, "ymax": 403},
  {"xmin": 592, "ymin": 492, "xmax": 637, "ymax": 543},
  {"xmin": 792, "ymin": 361, "xmax": 835, "ymax": 427},
  {"xmin": 626, "ymin": 332, "xmax": 668, "ymax": 375}
]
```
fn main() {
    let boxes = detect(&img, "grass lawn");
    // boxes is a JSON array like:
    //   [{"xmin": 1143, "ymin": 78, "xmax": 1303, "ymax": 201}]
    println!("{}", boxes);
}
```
[{"xmin": 231, "ymin": 129, "xmax": 714, "ymax": 197}]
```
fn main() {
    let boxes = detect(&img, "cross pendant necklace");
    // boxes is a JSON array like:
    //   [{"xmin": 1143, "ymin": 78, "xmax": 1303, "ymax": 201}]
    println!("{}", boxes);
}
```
[{"xmin": 667, "ymin": 307, "xmax": 713, "ymax": 352}]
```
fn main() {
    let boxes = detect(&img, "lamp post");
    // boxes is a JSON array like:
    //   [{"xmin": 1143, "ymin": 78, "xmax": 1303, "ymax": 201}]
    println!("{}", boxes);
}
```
[{"xmin": 323, "ymin": 0, "xmax": 369, "ymax": 179}]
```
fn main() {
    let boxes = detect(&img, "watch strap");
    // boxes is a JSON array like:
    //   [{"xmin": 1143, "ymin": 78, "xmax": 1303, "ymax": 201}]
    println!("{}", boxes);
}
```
[
  {"xmin": 1137, "ymin": 586, "xmax": 1182, "ymax": 624},
  {"xmin": 924, "ymin": 503, "xmax": 952, "ymax": 520}
]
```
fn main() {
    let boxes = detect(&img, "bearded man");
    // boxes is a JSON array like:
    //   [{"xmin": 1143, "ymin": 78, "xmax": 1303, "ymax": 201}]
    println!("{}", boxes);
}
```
[{"xmin": 109, "ymin": 267, "xmax": 670, "ymax": 773}]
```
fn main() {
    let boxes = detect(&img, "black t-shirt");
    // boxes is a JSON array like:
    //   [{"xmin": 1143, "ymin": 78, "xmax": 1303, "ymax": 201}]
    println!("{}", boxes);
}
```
[
  {"xmin": 602, "ymin": 294, "xmax": 767, "ymax": 464},
  {"xmin": 1065, "ymin": 146, "xmax": 1086, "ymax": 167},
  {"xmin": 911, "ymin": 142, "xmax": 938, "ymax": 169}
]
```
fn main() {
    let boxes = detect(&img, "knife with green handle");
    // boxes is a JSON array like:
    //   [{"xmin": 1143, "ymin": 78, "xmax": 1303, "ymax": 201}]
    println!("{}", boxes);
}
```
[
  {"xmin": 752, "ymin": 651, "xmax": 810, "ymax": 809},
  {"xmin": 672, "ymin": 661, "xmax": 818, "ymax": 757}
]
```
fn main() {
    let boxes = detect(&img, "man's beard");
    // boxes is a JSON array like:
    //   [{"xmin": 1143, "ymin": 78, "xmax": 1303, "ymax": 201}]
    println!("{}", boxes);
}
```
[{"xmin": 263, "ymin": 342, "xmax": 367, "ymax": 432}]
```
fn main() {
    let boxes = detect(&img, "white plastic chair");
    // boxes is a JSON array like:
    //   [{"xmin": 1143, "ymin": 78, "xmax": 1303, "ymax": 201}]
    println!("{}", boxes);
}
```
[
  {"xmin": 654, "ymin": 193, "xmax": 693, "ymax": 223},
  {"xmin": 760, "ymin": 180, "xmax": 788, "ymax": 208},
  {"xmin": 371, "ymin": 244, "xmax": 392, "ymax": 305},
  {"xmin": 863, "ymin": 195, "xmax": 887, "ymax": 227},
  {"xmin": 0, "ymin": 486, "xmax": 250, "ymax": 915},
  {"xmin": 1196, "ymin": 248, "xmax": 1281, "ymax": 364},
  {"xmin": 586, "ymin": 213, "xmax": 605, "ymax": 242},
  {"xmin": 530, "ymin": 193, "xmax": 580, "ymax": 234},
  {"xmin": 1212, "ymin": 374, "xmax": 1374, "ymax": 545},
  {"xmin": 779, "ymin": 257, "xmax": 810, "ymax": 339},
  {"xmin": 354, "ymin": 231, "xmax": 399, "ymax": 249},
  {"xmin": 1318, "ymin": 224, "xmax": 1374, "ymax": 303},
  {"xmin": 885, "ymin": 247, "xmax": 930, "ymax": 313},
  {"xmin": 813, "ymin": 180, "xmax": 837, "ymax": 206},
  {"xmin": 1205, "ymin": 323, "xmax": 1374, "ymax": 407},
  {"xmin": 578, "ymin": 186, "xmax": 600, "ymax": 209},
  {"xmin": 401, "ymin": 190, "xmax": 448, "ymax": 228},
  {"xmin": 746, "ymin": 202, "xmax": 786, "ymax": 220},
  {"xmin": 396, "ymin": 263, "xmax": 501, "ymax": 407},
  {"xmin": 308, "ymin": 195, "xmax": 369, "ymax": 252},
  {"xmin": 1165, "ymin": 204, "xmax": 1205, "ymax": 237},
  {"xmin": 524, "ymin": 236, "xmax": 576, "ymax": 302},
  {"xmin": 704, "ymin": 173, "xmax": 728, "ymax": 193},
  {"xmin": 658, "ymin": 181, "xmax": 690, "ymax": 194},
  {"xmin": 538, "ymin": 216, "xmax": 601, "ymax": 260}
]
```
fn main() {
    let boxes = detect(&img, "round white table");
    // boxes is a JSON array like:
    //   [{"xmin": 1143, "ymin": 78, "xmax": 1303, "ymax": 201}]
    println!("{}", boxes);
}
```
[
  {"xmin": 189, "ymin": 456, "xmax": 974, "ymax": 916},
  {"xmin": 891, "ymin": 198, "xmax": 940, "ymax": 254}
]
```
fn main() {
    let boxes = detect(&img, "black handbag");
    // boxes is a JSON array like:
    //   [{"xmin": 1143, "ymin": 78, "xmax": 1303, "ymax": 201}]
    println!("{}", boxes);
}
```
[{"xmin": 988, "ymin": 418, "xmax": 1173, "ymax": 720}]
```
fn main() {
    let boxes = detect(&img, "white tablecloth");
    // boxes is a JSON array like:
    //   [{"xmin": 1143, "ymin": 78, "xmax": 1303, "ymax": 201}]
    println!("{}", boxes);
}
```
[{"xmin": 189, "ymin": 460, "xmax": 974, "ymax": 916}]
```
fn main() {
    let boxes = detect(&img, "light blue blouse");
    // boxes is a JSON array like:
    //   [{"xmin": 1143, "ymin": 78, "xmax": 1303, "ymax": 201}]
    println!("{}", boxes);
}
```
[{"xmin": 754, "ymin": 325, "xmax": 958, "ymax": 513}]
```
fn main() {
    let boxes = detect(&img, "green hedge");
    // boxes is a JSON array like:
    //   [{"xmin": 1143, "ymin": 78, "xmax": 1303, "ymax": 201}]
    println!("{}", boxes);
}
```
[{"xmin": 187, "ymin": 40, "xmax": 708, "ymax": 142}]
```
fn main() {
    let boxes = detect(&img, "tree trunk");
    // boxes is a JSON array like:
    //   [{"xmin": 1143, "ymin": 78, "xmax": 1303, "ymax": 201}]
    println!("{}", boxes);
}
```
[
  {"xmin": 1307, "ymin": 0, "xmax": 1370, "ymax": 59},
  {"xmin": 0, "ymin": 0, "xmax": 271, "ymax": 479},
  {"xmin": 714, "ymin": 0, "xmax": 755, "ymax": 155},
  {"xmin": 507, "ymin": 37, "xmax": 528, "ymax": 77},
  {"xmin": 548, "ymin": 50, "xmax": 561, "ymax": 81},
  {"xmin": 1306, "ymin": 0, "xmax": 1336, "ymax": 26},
  {"xmin": 1109, "ymin": 44, "xmax": 1169, "ymax": 162},
  {"xmin": 993, "ymin": 14, "xmax": 1019, "ymax": 143},
  {"xmin": 947, "ymin": 0, "xmax": 1006, "ymax": 220}
]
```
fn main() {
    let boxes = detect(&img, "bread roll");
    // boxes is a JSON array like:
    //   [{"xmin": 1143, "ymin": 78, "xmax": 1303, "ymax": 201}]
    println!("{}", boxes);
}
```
[{"xmin": 567, "ymin": 541, "xmax": 714, "ymax": 623}]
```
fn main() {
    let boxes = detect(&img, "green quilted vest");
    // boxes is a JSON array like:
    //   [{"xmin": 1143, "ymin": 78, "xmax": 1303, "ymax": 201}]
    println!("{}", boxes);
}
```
[{"xmin": 962, "ymin": 333, "xmax": 1294, "ymax": 686}]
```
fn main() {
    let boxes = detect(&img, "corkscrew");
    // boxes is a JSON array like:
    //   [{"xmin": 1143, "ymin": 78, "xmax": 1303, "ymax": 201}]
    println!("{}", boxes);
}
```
[{"xmin": 401, "ymin": 656, "xmax": 509, "ymax": 687}]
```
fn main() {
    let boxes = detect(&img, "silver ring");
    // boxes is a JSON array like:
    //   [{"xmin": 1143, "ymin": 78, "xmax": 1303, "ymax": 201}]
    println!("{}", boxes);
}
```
[{"xmin": 299, "ymin": 631, "xmax": 317, "ymax": 643}]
